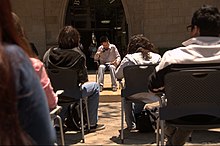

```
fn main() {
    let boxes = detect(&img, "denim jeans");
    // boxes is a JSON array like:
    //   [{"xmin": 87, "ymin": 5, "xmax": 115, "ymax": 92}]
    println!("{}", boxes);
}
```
[
  {"xmin": 59, "ymin": 82, "xmax": 100, "ymax": 127},
  {"xmin": 81, "ymin": 82, "xmax": 100, "ymax": 126},
  {"xmin": 98, "ymin": 64, "xmax": 117, "ymax": 87},
  {"xmin": 125, "ymin": 100, "xmax": 145, "ymax": 129}
]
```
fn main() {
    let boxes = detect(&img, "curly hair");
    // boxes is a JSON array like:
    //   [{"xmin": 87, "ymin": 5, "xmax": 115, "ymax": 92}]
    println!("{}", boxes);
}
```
[{"xmin": 127, "ymin": 34, "xmax": 155, "ymax": 60}]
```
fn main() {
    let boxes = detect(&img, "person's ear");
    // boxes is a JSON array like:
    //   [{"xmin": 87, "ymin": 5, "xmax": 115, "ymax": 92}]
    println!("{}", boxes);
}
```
[{"xmin": 191, "ymin": 25, "xmax": 200, "ymax": 37}]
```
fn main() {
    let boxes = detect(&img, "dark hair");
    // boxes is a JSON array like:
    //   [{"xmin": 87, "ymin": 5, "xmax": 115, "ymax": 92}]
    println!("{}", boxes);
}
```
[
  {"xmin": 0, "ymin": 0, "xmax": 32, "ymax": 145},
  {"xmin": 58, "ymin": 26, "xmax": 80, "ymax": 49},
  {"xmin": 191, "ymin": 5, "xmax": 220, "ymax": 36},
  {"xmin": 127, "ymin": 34, "xmax": 155, "ymax": 60},
  {"xmin": 100, "ymin": 36, "xmax": 109, "ymax": 43}
]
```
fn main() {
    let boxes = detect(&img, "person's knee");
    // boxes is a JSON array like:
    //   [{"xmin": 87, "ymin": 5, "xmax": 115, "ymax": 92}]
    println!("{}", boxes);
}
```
[
  {"xmin": 109, "ymin": 65, "xmax": 116, "ymax": 70},
  {"xmin": 99, "ymin": 64, "xmax": 106, "ymax": 70}
]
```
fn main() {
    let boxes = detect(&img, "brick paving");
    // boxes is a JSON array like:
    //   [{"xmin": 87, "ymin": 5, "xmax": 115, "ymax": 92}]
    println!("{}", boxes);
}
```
[{"xmin": 57, "ymin": 73, "xmax": 220, "ymax": 146}]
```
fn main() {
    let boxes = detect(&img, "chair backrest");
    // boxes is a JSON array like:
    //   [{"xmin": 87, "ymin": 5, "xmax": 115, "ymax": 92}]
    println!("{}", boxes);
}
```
[
  {"xmin": 47, "ymin": 69, "xmax": 82, "ymax": 101},
  {"xmin": 121, "ymin": 64, "xmax": 157, "ymax": 97},
  {"xmin": 161, "ymin": 64, "xmax": 220, "ymax": 120}
]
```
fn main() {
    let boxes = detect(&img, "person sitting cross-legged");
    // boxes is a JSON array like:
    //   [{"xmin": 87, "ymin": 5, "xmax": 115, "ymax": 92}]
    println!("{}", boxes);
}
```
[{"xmin": 94, "ymin": 36, "xmax": 121, "ymax": 92}]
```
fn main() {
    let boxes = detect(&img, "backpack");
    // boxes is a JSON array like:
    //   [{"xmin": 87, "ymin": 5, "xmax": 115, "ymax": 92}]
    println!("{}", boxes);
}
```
[
  {"xmin": 135, "ymin": 108, "xmax": 158, "ymax": 133},
  {"xmin": 64, "ymin": 101, "xmax": 87, "ymax": 131}
]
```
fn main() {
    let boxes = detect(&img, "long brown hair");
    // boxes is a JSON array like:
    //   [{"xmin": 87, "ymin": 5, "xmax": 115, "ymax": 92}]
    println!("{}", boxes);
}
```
[
  {"xmin": 0, "ymin": 0, "xmax": 33, "ymax": 145},
  {"xmin": 127, "ymin": 34, "xmax": 155, "ymax": 60}
]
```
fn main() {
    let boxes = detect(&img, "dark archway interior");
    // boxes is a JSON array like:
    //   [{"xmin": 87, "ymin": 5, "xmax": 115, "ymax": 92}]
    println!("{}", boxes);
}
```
[{"xmin": 65, "ymin": 0, "xmax": 128, "ymax": 70}]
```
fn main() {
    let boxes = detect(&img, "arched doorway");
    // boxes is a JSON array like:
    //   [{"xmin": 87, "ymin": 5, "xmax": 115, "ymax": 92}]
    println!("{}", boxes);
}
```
[{"xmin": 65, "ymin": 0, "xmax": 128, "ymax": 70}]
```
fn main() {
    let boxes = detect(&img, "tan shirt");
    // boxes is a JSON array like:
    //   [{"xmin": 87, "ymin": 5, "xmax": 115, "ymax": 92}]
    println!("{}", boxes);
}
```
[{"xmin": 94, "ymin": 43, "xmax": 121, "ymax": 66}]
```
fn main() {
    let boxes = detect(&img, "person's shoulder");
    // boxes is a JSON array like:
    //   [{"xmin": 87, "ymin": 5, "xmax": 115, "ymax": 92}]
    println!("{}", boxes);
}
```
[
  {"xmin": 30, "ymin": 58, "xmax": 43, "ymax": 69},
  {"xmin": 4, "ymin": 44, "xmax": 27, "ymax": 60},
  {"xmin": 110, "ymin": 44, "xmax": 117, "ymax": 48}
]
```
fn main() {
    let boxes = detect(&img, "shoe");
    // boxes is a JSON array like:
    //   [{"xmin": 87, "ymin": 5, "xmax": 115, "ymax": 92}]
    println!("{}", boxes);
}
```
[
  {"xmin": 99, "ymin": 85, "xmax": 103, "ymax": 92},
  {"xmin": 112, "ymin": 86, "xmax": 117, "ymax": 92},
  {"xmin": 89, "ymin": 124, "xmax": 105, "ymax": 132},
  {"xmin": 54, "ymin": 124, "xmax": 67, "ymax": 133}
]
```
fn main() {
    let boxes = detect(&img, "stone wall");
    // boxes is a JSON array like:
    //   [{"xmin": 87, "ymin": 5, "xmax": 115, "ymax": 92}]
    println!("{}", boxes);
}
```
[
  {"xmin": 11, "ymin": 0, "xmax": 220, "ymax": 58},
  {"xmin": 11, "ymin": 0, "xmax": 67, "ymax": 58},
  {"xmin": 122, "ymin": 0, "xmax": 220, "ymax": 49}
]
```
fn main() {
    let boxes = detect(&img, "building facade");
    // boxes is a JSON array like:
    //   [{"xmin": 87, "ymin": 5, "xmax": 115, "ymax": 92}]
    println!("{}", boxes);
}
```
[{"xmin": 11, "ymin": 0, "xmax": 220, "ymax": 59}]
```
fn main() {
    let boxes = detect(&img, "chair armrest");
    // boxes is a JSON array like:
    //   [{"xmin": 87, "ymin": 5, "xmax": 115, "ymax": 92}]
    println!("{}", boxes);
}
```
[{"xmin": 50, "ymin": 105, "xmax": 62, "ymax": 115}]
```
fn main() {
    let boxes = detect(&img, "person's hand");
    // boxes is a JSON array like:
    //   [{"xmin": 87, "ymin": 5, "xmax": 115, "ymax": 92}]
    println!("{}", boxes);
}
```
[{"xmin": 110, "ymin": 60, "xmax": 117, "ymax": 67}]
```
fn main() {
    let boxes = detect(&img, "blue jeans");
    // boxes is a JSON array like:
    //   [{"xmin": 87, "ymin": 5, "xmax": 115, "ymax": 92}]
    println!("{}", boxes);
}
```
[
  {"xmin": 81, "ymin": 82, "xmax": 100, "ymax": 126},
  {"xmin": 125, "ymin": 100, "xmax": 145, "ymax": 129}
]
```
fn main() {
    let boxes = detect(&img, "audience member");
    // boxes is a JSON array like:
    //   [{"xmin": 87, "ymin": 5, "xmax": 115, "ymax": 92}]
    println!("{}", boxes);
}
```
[
  {"xmin": 0, "ymin": 0, "xmax": 56, "ymax": 145},
  {"xmin": 43, "ymin": 26, "xmax": 105, "ymax": 132},
  {"xmin": 149, "ymin": 5, "xmax": 220, "ymax": 146},
  {"xmin": 12, "ymin": 12, "xmax": 58, "ymax": 110},
  {"xmin": 94, "ymin": 36, "xmax": 121, "ymax": 92},
  {"xmin": 116, "ymin": 34, "xmax": 161, "ymax": 130}
]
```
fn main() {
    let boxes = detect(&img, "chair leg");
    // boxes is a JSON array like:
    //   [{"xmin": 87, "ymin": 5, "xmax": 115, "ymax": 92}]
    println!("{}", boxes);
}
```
[
  {"xmin": 156, "ymin": 117, "xmax": 160, "ymax": 146},
  {"xmin": 79, "ymin": 98, "xmax": 85, "ymax": 143},
  {"xmin": 160, "ymin": 120, "xmax": 165, "ymax": 146},
  {"xmin": 84, "ymin": 97, "xmax": 90, "ymax": 131},
  {"xmin": 189, "ymin": 132, "xmax": 192, "ymax": 142},
  {"xmin": 56, "ymin": 115, "xmax": 65, "ymax": 146},
  {"xmin": 121, "ymin": 97, "xmax": 125, "ymax": 144},
  {"xmin": 96, "ymin": 70, "xmax": 98, "ymax": 82}
]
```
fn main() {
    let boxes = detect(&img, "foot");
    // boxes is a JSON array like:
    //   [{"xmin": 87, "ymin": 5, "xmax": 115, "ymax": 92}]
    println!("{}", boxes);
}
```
[
  {"xmin": 89, "ymin": 124, "xmax": 105, "ymax": 132},
  {"xmin": 112, "ymin": 86, "xmax": 117, "ymax": 92},
  {"xmin": 99, "ymin": 85, "xmax": 103, "ymax": 92}
]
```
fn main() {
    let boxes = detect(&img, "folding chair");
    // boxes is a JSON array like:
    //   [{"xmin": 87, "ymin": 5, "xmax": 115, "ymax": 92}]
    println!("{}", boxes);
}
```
[
  {"xmin": 156, "ymin": 64, "xmax": 220, "ymax": 146},
  {"xmin": 119, "ymin": 64, "xmax": 158, "ymax": 143},
  {"xmin": 47, "ymin": 69, "xmax": 90, "ymax": 143},
  {"xmin": 50, "ymin": 106, "xmax": 65, "ymax": 145}
]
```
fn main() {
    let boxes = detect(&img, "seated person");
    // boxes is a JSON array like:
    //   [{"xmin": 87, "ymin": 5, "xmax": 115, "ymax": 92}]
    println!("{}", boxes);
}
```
[
  {"xmin": 43, "ymin": 26, "xmax": 105, "ymax": 132},
  {"xmin": 116, "ymin": 34, "xmax": 161, "ymax": 130},
  {"xmin": 12, "ymin": 12, "xmax": 58, "ymax": 110},
  {"xmin": 0, "ymin": 2, "xmax": 56, "ymax": 144},
  {"xmin": 149, "ymin": 5, "xmax": 220, "ymax": 146},
  {"xmin": 94, "ymin": 36, "xmax": 121, "ymax": 92}
]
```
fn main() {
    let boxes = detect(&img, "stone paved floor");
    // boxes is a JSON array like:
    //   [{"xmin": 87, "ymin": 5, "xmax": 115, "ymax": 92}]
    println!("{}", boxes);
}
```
[{"xmin": 56, "ymin": 73, "xmax": 220, "ymax": 146}]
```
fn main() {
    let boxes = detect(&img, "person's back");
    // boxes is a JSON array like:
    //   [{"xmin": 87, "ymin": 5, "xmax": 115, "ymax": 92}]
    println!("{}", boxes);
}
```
[
  {"xmin": 0, "ymin": 0, "xmax": 56, "ymax": 145},
  {"xmin": 7, "ymin": 45, "xmax": 56, "ymax": 145},
  {"xmin": 149, "ymin": 5, "xmax": 220, "ymax": 146},
  {"xmin": 115, "ymin": 34, "xmax": 161, "ymax": 130},
  {"xmin": 44, "ymin": 26, "xmax": 105, "ymax": 132},
  {"xmin": 45, "ymin": 46, "xmax": 88, "ymax": 84},
  {"xmin": 12, "ymin": 12, "xmax": 58, "ymax": 110}
]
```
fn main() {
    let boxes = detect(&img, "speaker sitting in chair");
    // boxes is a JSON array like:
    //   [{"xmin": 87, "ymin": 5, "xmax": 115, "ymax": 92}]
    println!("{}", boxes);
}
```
[
  {"xmin": 43, "ymin": 26, "xmax": 105, "ymax": 132},
  {"xmin": 94, "ymin": 36, "xmax": 121, "ymax": 92}
]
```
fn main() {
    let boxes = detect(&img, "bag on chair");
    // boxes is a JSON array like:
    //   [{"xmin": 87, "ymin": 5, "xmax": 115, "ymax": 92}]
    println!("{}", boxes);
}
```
[
  {"xmin": 135, "ymin": 108, "xmax": 158, "ymax": 133},
  {"xmin": 64, "ymin": 102, "xmax": 87, "ymax": 131}
]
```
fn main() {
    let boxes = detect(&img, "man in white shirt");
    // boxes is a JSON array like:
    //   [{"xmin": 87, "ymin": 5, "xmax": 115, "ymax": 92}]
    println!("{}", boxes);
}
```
[
  {"xmin": 149, "ymin": 5, "xmax": 220, "ymax": 146},
  {"xmin": 94, "ymin": 36, "xmax": 121, "ymax": 92}
]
